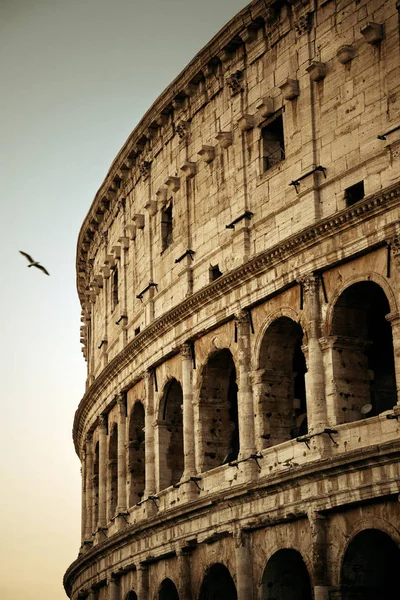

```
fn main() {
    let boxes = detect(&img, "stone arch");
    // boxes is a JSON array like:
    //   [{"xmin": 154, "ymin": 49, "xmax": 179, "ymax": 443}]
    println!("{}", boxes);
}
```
[
  {"xmin": 108, "ymin": 422, "xmax": 118, "ymax": 518},
  {"xmin": 125, "ymin": 592, "xmax": 138, "ymax": 600},
  {"xmin": 255, "ymin": 316, "xmax": 307, "ymax": 448},
  {"xmin": 339, "ymin": 528, "xmax": 400, "ymax": 599},
  {"xmin": 198, "ymin": 563, "xmax": 237, "ymax": 600},
  {"xmin": 198, "ymin": 349, "xmax": 239, "ymax": 472},
  {"xmin": 323, "ymin": 272, "xmax": 398, "ymax": 337},
  {"xmin": 327, "ymin": 280, "xmax": 396, "ymax": 422},
  {"xmin": 127, "ymin": 401, "xmax": 145, "ymax": 507},
  {"xmin": 157, "ymin": 578, "xmax": 179, "ymax": 600},
  {"xmin": 93, "ymin": 441, "xmax": 99, "ymax": 528},
  {"xmin": 254, "ymin": 307, "xmax": 307, "ymax": 369},
  {"xmin": 157, "ymin": 378, "xmax": 184, "ymax": 489},
  {"xmin": 261, "ymin": 548, "xmax": 312, "ymax": 600}
]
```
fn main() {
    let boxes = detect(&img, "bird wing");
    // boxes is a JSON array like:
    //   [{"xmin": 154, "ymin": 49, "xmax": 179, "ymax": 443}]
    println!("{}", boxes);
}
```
[
  {"xmin": 35, "ymin": 264, "xmax": 50, "ymax": 276},
  {"xmin": 19, "ymin": 250, "xmax": 34, "ymax": 263}
]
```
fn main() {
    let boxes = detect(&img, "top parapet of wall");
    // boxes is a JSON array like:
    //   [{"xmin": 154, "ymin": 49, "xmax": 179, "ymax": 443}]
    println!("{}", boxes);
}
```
[{"xmin": 75, "ymin": 0, "xmax": 290, "ymax": 300}]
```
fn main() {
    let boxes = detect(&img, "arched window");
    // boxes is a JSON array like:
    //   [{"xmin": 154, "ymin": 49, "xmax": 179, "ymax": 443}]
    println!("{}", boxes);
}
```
[
  {"xmin": 128, "ymin": 401, "xmax": 145, "ymax": 507},
  {"xmin": 108, "ymin": 423, "xmax": 118, "ymax": 518},
  {"xmin": 341, "ymin": 529, "xmax": 400, "ymax": 599},
  {"xmin": 125, "ymin": 592, "xmax": 138, "ymax": 600},
  {"xmin": 261, "ymin": 549, "xmax": 312, "ymax": 600},
  {"xmin": 93, "ymin": 441, "xmax": 99, "ymax": 529},
  {"xmin": 158, "ymin": 379, "xmax": 184, "ymax": 489},
  {"xmin": 199, "ymin": 563, "xmax": 237, "ymax": 600},
  {"xmin": 158, "ymin": 578, "xmax": 179, "ymax": 600},
  {"xmin": 257, "ymin": 317, "xmax": 307, "ymax": 447},
  {"xmin": 330, "ymin": 281, "xmax": 396, "ymax": 422},
  {"xmin": 198, "ymin": 349, "xmax": 239, "ymax": 472}
]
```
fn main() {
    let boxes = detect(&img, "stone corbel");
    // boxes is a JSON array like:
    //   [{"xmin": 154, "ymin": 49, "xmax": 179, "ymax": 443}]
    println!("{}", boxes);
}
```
[
  {"xmin": 94, "ymin": 275, "xmax": 103, "ymax": 287},
  {"xmin": 126, "ymin": 224, "xmax": 137, "ymax": 240},
  {"xmin": 165, "ymin": 176, "xmax": 181, "ymax": 193},
  {"xmin": 112, "ymin": 245, "xmax": 121, "ymax": 259},
  {"xmin": 184, "ymin": 83, "xmax": 198, "ymax": 97},
  {"xmin": 336, "ymin": 45, "xmax": 356, "ymax": 64},
  {"xmin": 144, "ymin": 200, "xmax": 158, "ymax": 217},
  {"xmin": 156, "ymin": 113, "xmax": 169, "ymax": 127},
  {"xmin": 180, "ymin": 161, "xmax": 197, "ymax": 179},
  {"xmin": 156, "ymin": 187, "xmax": 168, "ymax": 205},
  {"xmin": 256, "ymin": 96, "xmax": 274, "ymax": 118},
  {"xmin": 198, "ymin": 145, "xmax": 215, "ymax": 164},
  {"xmin": 132, "ymin": 214, "xmax": 145, "ymax": 229},
  {"xmin": 219, "ymin": 46, "xmax": 233, "ymax": 63},
  {"xmin": 215, "ymin": 131, "xmax": 233, "ymax": 149},
  {"xmin": 306, "ymin": 61, "xmax": 327, "ymax": 82},
  {"xmin": 104, "ymin": 254, "xmax": 116, "ymax": 268},
  {"xmin": 105, "ymin": 189, "xmax": 117, "ymax": 202},
  {"xmin": 101, "ymin": 265, "xmax": 111, "ymax": 279},
  {"xmin": 361, "ymin": 22, "xmax": 384, "ymax": 44},
  {"xmin": 118, "ymin": 236, "xmax": 130, "ymax": 250},
  {"xmin": 237, "ymin": 114, "xmax": 255, "ymax": 132},
  {"xmin": 241, "ymin": 24, "xmax": 258, "ymax": 44},
  {"xmin": 279, "ymin": 79, "xmax": 299, "ymax": 100},
  {"xmin": 99, "ymin": 197, "xmax": 110, "ymax": 212}
]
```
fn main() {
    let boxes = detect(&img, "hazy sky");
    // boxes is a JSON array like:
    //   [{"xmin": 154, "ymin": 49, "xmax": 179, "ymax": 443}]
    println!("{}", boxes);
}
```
[{"xmin": 0, "ymin": 1, "xmax": 248, "ymax": 598}]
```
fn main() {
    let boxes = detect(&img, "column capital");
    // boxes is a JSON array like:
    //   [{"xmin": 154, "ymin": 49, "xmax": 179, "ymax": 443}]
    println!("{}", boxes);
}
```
[
  {"xmin": 85, "ymin": 431, "xmax": 93, "ymax": 444},
  {"xmin": 235, "ymin": 309, "xmax": 250, "ymax": 326},
  {"xmin": 180, "ymin": 342, "xmax": 192, "ymax": 360},
  {"xmin": 386, "ymin": 311, "xmax": 400, "ymax": 326},
  {"xmin": 388, "ymin": 232, "xmax": 400, "ymax": 267},
  {"xmin": 297, "ymin": 273, "xmax": 319, "ymax": 294},
  {"xmin": 98, "ymin": 414, "xmax": 107, "ymax": 430}
]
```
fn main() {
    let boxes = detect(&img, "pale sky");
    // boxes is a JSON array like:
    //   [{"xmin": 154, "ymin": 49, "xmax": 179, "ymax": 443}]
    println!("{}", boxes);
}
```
[{"xmin": 0, "ymin": 1, "xmax": 248, "ymax": 598}]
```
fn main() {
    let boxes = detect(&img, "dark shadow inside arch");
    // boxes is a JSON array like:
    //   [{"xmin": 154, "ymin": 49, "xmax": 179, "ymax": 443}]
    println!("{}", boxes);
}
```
[
  {"xmin": 199, "ymin": 349, "xmax": 239, "ymax": 472},
  {"xmin": 341, "ymin": 528, "xmax": 400, "ymax": 599},
  {"xmin": 257, "ymin": 317, "xmax": 307, "ymax": 447},
  {"xmin": 199, "ymin": 563, "xmax": 237, "ymax": 600},
  {"xmin": 93, "ymin": 441, "xmax": 99, "ymax": 527},
  {"xmin": 158, "ymin": 379, "xmax": 184, "ymax": 489},
  {"xmin": 128, "ymin": 401, "xmax": 145, "ymax": 507},
  {"xmin": 158, "ymin": 578, "xmax": 179, "ymax": 600},
  {"xmin": 108, "ymin": 423, "xmax": 118, "ymax": 517},
  {"xmin": 330, "ymin": 281, "xmax": 396, "ymax": 422},
  {"xmin": 261, "ymin": 548, "xmax": 312, "ymax": 600},
  {"xmin": 125, "ymin": 592, "xmax": 138, "ymax": 600}
]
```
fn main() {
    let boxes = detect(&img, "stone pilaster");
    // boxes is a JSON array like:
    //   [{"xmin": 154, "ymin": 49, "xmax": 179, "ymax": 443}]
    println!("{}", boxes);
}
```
[
  {"xmin": 116, "ymin": 394, "xmax": 127, "ymax": 512},
  {"xmin": 386, "ymin": 312, "xmax": 400, "ymax": 406},
  {"xmin": 108, "ymin": 574, "xmax": 120, "ymax": 600},
  {"xmin": 235, "ymin": 310, "xmax": 255, "ymax": 457},
  {"xmin": 98, "ymin": 415, "xmax": 107, "ymax": 529},
  {"xmin": 80, "ymin": 451, "xmax": 86, "ymax": 544},
  {"xmin": 180, "ymin": 343, "xmax": 196, "ymax": 478},
  {"xmin": 144, "ymin": 371, "xmax": 156, "ymax": 497},
  {"xmin": 308, "ymin": 510, "xmax": 330, "ymax": 600},
  {"xmin": 235, "ymin": 529, "xmax": 254, "ymax": 600},
  {"xmin": 137, "ymin": 563, "xmax": 149, "ymax": 599},
  {"xmin": 299, "ymin": 275, "xmax": 327, "ymax": 432},
  {"xmin": 177, "ymin": 546, "xmax": 192, "ymax": 600},
  {"xmin": 84, "ymin": 433, "xmax": 93, "ymax": 540}
]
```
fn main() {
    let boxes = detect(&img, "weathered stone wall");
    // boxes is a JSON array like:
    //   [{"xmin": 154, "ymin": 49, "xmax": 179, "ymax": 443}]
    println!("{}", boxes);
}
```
[{"xmin": 67, "ymin": 1, "xmax": 400, "ymax": 599}]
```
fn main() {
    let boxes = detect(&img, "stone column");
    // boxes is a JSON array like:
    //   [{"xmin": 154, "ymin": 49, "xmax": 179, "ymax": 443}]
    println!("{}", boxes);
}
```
[
  {"xmin": 144, "ymin": 371, "xmax": 156, "ymax": 497},
  {"xmin": 137, "ymin": 563, "xmax": 149, "ymax": 599},
  {"xmin": 299, "ymin": 275, "xmax": 327, "ymax": 433},
  {"xmin": 235, "ymin": 529, "xmax": 254, "ymax": 600},
  {"xmin": 235, "ymin": 310, "xmax": 255, "ymax": 458},
  {"xmin": 386, "ymin": 313, "xmax": 400, "ymax": 406},
  {"xmin": 108, "ymin": 574, "xmax": 120, "ymax": 600},
  {"xmin": 177, "ymin": 547, "xmax": 192, "ymax": 600},
  {"xmin": 84, "ymin": 433, "xmax": 93, "ymax": 540},
  {"xmin": 98, "ymin": 415, "xmax": 107, "ymax": 528},
  {"xmin": 87, "ymin": 588, "xmax": 96, "ymax": 600},
  {"xmin": 80, "ymin": 451, "xmax": 86, "ymax": 544},
  {"xmin": 181, "ymin": 343, "xmax": 196, "ymax": 478},
  {"xmin": 116, "ymin": 394, "xmax": 127, "ymax": 512},
  {"xmin": 309, "ymin": 510, "xmax": 330, "ymax": 600}
]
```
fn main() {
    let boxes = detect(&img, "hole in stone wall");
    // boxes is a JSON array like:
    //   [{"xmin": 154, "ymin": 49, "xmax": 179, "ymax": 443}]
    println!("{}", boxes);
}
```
[
  {"xmin": 261, "ymin": 548, "xmax": 312, "ymax": 600},
  {"xmin": 128, "ymin": 402, "xmax": 145, "ymax": 506},
  {"xmin": 344, "ymin": 181, "xmax": 364, "ymax": 206},
  {"xmin": 108, "ymin": 424, "xmax": 118, "ymax": 518},
  {"xmin": 261, "ymin": 112, "xmax": 285, "ymax": 172},
  {"xmin": 209, "ymin": 264, "xmax": 223, "ymax": 281},
  {"xmin": 158, "ymin": 379, "xmax": 184, "ymax": 488}
]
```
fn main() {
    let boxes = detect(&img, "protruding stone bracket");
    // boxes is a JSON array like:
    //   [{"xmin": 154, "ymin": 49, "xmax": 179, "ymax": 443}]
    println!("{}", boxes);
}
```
[
  {"xmin": 125, "ymin": 224, "xmax": 137, "ymax": 240},
  {"xmin": 165, "ymin": 176, "xmax": 181, "ymax": 193},
  {"xmin": 215, "ymin": 131, "xmax": 233, "ymax": 149},
  {"xmin": 132, "ymin": 214, "xmax": 145, "ymax": 229},
  {"xmin": 156, "ymin": 187, "xmax": 169, "ymax": 204},
  {"xmin": 101, "ymin": 265, "xmax": 111, "ymax": 279},
  {"xmin": 256, "ymin": 96, "xmax": 274, "ymax": 118},
  {"xmin": 306, "ymin": 61, "xmax": 327, "ymax": 82},
  {"xmin": 144, "ymin": 201, "xmax": 158, "ymax": 217},
  {"xmin": 111, "ymin": 245, "xmax": 121, "ymax": 259},
  {"xmin": 180, "ymin": 161, "xmax": 197, "ymax": 179},
  {"xmin": 237, "ymin": 114, "xmax": 255, "ymax": 132},
  {"xmin": 336, "ymin": 44, "xmax": 356, "ymax": 64},
  {"xmin": 118, "ymin": 236, "xmax": 130, "ymax": 250},
  {"xmin": 105, "ymin": 254, "xmax": 116, "ymax": 268},
  {"xmin": 198, "ymin": 145, "xmax": 215, "ymax": 163},
  {"xmin": 361, "ymin": 22, "xmax": 384, "ymax": 44},
  {"xmin": 279, "ymin": 78, "xmax": 299, "ymax": 100}
]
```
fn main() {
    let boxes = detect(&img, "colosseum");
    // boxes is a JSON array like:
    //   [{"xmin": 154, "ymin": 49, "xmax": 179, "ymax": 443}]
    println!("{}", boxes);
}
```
[{"xmin": 64, "ymin": 0, "xmax": 400, "ymax": 599}]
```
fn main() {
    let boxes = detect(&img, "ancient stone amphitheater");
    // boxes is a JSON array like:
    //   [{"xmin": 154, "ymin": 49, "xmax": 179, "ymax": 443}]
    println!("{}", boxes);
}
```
[{"xmin": 64, "ymin": 1, "xmax": 400, "ymax": 599}]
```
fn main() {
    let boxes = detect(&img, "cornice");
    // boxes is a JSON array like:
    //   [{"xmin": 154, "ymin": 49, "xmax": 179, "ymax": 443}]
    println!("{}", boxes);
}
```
[
  {"xmin": 64, "ymin": 437, "xmax": 400, "ymax": 595},
  {"xmin": 73, "ymin": 183, "xmax": 400, "ymax": 454}
]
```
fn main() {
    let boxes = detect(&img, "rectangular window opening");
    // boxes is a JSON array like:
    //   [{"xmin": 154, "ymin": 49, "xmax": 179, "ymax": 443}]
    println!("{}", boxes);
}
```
[
  {"xmin": 161, "ymin": 203, "xmax": 173, "ymax": 251},
  {"xmin": 209, "ymin": 264, "xmax": 222, "ymax": 282},
  {"xmin": 261, "ymin": 113, "xmax": 285, "ymax": 172},
  {"xmin": 111, "ymin": 267, "xmax": 119, "ymax": 311},
  {"xmin": 344, "ymin": 181, "xmax": 365, "ymax": 207}
]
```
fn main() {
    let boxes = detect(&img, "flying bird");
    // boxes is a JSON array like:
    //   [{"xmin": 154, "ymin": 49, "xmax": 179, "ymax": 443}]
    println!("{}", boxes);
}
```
[{"xmin": 19, "ymin": 251, "xmax": 50, "ymax": 275}]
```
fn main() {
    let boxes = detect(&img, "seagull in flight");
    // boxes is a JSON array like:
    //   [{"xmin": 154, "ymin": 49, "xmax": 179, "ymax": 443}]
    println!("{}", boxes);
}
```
[{"xmin": 19, "ymin": 251, "xmax": 50, "ymax": 275}]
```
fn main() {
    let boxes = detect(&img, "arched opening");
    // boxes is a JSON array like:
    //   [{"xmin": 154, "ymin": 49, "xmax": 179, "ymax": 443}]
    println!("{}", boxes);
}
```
[
  {"xmin": 261, "ymin": 549, "xmax": 312, "ymax": 600},
  {"xmin": 128, "ymin": 401, "xmax": 145, "ymax": 507},
  {"xmin": 108, "ymin": 423, "xmax": 118, "ymax": 518},
  {"xmin": 93, "ymin": 442, "xmax": 99, "ymax": 528},
  {"xmin": 341, "ymin": 529, "xmax": 400, "ymax": 599},
  {"xmin": 330, "ymin": 281, "xmax": 396, "ymax": 422},
  {"xmin": 158, "ymin": 379, "xmax": 184, "ymax": 490},
  {"xmin": 199, "ymin": 563, "xmax": 237, "ymax": 600},
  {"xmin": 158, "ymin": 578, "xmax": 179, "ymax": 600},
  {"xmin": 125, "ymin": 592, "xmax": 138, "ymax": 600},
  {"xmin": 198, "ymin": 349, "xmax": 239, "ymax": 472},
  {"xmin": 257, "ymin": 317, "xmax": 307, "ymax": 447}
]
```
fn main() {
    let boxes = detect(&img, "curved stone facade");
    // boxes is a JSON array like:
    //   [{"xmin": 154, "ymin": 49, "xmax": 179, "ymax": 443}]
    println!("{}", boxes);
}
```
[{"xmin": 65, "ymin": 1, "xmax": 400, "ymax": 599}]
